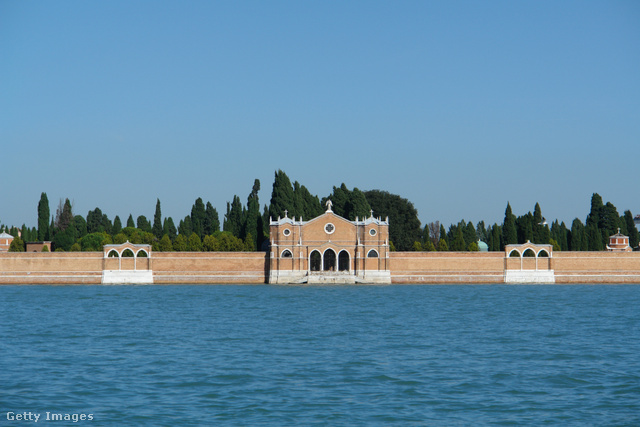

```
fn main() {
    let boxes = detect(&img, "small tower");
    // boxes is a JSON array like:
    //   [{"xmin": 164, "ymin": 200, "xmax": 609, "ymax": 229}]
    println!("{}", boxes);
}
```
[{"xmin": 606, "ymin": 228, "xmax": 632, "ymax": 252}]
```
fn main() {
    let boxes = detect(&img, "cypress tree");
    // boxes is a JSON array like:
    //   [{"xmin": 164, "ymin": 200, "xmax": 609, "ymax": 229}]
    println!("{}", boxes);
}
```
[
  {"xmin": 127, "ymin": 214, "xmax": 135, "ymax": 228},
  {"xmin": 244, "ymin": 180, "xmax": 261, "ymax": 250},
  {"xmin": 37, "ymin": 192, "xmax": 50, "ymax": 241},
  {"xmin": 152, "ymin": 199, "xmax": 163, "ymax": 239},
  {"xmin": 137, "ymin": 215, "xmax": 151, "ymax": 233},
  {"xmin": 113, "ymin": 216, "xmax": 123, "ymax": 235},
  {"xmin": 623, "ymin": 210, "xmax": 639, "ymax": 248},
  {"xmin": 204, "ymin": 202, "xmax": 220, "ymax": 236},
  {"xmin": 269, "ymin": 170, "xmax": 295, "ymax": 220},
  {"xmin": 502, "ymin": 202, "xmax": 517, "ymax": 247},
  {"xmin": 163, "ymin": 217, "xmax": 177, "ymax": 240},
  {"xmin": 191, "ymin": 198, "xmax": 206, "ymax": 239},
  {"xmin": 223, "ymin": 196, "xmax": 244, "ymax": 237},
  {"xmin": 570, "ymin": 218, "xmax": 584, "ymax": 251}
]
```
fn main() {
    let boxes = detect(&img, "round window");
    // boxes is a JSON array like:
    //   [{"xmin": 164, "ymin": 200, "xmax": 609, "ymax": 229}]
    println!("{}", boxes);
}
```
[
  {"xmin": 324, "ymin": 223, "xmax": 335, "ymax": 234},
  {"xmin": 369, "ymin": 229, "xmax": 377, "ymax": 236},
  {"xmin": 283, "ymin": 229, "xmax": 291, "ymax": 236}
]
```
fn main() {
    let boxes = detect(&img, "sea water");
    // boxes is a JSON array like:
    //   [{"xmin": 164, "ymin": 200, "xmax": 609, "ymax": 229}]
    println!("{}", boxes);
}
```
[{"xmin": 1, "ymin": 285, "xmax": 639, "ymax": 426}]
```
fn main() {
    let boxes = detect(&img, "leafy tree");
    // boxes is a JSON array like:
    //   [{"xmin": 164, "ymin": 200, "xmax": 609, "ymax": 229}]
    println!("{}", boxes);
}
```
[
  {"xmin": 158, "ymin": 235, "xmax": 172, "ymax": 252},
  {"xmin": 81, "ymin": 232, "xmax": 112, "ymax": 251},
  {"xmin": 173, "ymin": 234, "xmax": 188, "ymax": 251},
  {"xmin": 363, "ymin": 190, "xmax": 421, "ymax": 251},
  {"xmin": 502, "ymin": 202, "xmax": 517, "ymax": 247},
  {"xmin": 412, "ymin": 241, "xmax": 422, "ymax": 251},
  {"xmin": 152, "ymin": 199, "xmax": 163, "ymax": 239},
  {"xmin": 323, "ymin": 184, "xmax": 372, "ymax": 220},
  {"xmin": 464, "ymin": 221, "xmax": 476, "ymax": 248},
  {"xmin": 8, "ymin": 236, "xmax": 25, "ymax": 252},
  {"xmin": 468, "ymin": 241, "xmax": 479, "ymax": 252},
  {"xmin": 439, "ymin": 224, "xmax": 448, "ymax": 247},
  {"xmin": 73, "ymin": 215, "xmax": 87, "ymax": 238},
  {"xmin": 423, "ymin": 240, "xmax": 436, "ymax": 252},
  {"xmin": 187, "ymin": 233, "xmax": 203, "ymax": 251},
  {"xmin": 437, "ymin": 238, "xmax": 449, "ymax": 252},
  {"xmin": 37, "ymin": 192, "xmax": 50, "ymax": 241},
  {"xmin": 126, "ymin": 214, "xmax": 135, "ymax": 228},
  {"xmin": 70, "ymin": 242, "xmax": 81, "ymax": 252}
]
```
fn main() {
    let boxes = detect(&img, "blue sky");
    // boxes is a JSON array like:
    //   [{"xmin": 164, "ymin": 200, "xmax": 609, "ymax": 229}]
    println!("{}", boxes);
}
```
[{"xmin": 2, "ymin": 1, "xmax": 639, "ymax": 230}]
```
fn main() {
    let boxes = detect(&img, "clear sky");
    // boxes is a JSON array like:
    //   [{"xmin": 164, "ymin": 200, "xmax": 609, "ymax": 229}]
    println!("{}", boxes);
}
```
[{"xmin": 2, "ymin": 1, "xmax": 639, "ymax": 230}]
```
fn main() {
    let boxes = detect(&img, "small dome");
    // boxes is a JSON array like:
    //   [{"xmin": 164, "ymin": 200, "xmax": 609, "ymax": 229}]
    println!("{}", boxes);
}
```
[{"xmin": 477, "ymin": 241, "xmax": 489, "ymax": 252}]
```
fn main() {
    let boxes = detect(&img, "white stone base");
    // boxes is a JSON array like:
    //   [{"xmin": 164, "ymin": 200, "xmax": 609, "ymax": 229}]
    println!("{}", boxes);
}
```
[
  {"xmin": 102, "ymin": 270, "xmax": 154, "ymax": 285},
  {"xmin": 504, "ymin": 270, "xmax": 555, "ymax": 284},
  {"xmin": 269, "ymin": 270, "xmax": 392, "ymax": 285}
]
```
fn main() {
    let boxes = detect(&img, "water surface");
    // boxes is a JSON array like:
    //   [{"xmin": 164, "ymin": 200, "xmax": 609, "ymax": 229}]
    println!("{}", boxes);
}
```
[{"xmin": 1, "ymin": 285, "xmax": 639, "ymax": 425}]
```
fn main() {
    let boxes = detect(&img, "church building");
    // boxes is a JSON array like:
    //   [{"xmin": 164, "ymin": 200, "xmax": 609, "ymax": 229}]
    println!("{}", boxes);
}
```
[{"xmin": 268, "ymin": 201, "xmax": 391, "ymax": 284}]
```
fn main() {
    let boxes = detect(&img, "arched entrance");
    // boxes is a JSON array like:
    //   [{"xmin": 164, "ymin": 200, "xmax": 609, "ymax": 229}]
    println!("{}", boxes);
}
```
[
  {"xmin": 323, "ymin": 249, "xmax": 336, "ymax": 271},
  {"xmin": 338, "ymin": 250, "xmax": 350, "ymax": 271},
  {"xmin": 310, "ymin": 250, "xmax": 321, "ymax": 272}
]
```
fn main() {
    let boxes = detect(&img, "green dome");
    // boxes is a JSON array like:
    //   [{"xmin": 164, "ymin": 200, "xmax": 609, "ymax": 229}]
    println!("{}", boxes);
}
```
[{"xmin": 477, "ymin": 241, "xmax": 489, "ymax": 252}]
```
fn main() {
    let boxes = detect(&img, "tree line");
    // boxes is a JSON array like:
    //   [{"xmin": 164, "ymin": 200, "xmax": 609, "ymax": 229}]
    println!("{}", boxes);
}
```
[{"xmin": 2, "ymin": 171, "xmax": 637, "ymax": 253}]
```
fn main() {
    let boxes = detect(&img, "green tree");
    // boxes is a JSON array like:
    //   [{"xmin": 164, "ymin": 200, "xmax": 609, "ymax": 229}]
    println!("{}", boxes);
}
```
[
  {"xmin": 437, "ymin": 238, "xmax": 449, "ymax": 252},
  {"xmin": 363, "ymin": 190, "xmax": 421, "ymax": 251},
  {"xmin": 163, "ymin": 217, "xmax": 177, "ymax": 241},
  {"xmin": 570, "ymin": 218, "xmax": 586, "ymax": 251},
  {"xmin": 126, "ymin": 214, "xmax": 135, "ymax": 228},
  {"xmin": 158, "ymin": 235, "xmax": 172, "ymax": 252},
  {"xmin": 37, "ymin": 192, "xmax": 50, "ymax": 241},
  {"xmin": 244, "ymin": 179, "xmax": 261, "ymax": 250},
  {"xmin": 187, "ymin": 233, "xmax": 203, "ymax": 251},
  {"xmin": 204, "ymin": 202, "xmax": 220, "ymax": 236},
  {"xmin": 269, "ymin": 170, "xmax": 295, "ymax": 220},
  {"xmin": 423, "ymin": 240, "xmax": 436, "ymax": 252},
  {"xmin": 223, "ymin": 195, "xmax": 244, "ymax": 237},
  {"xmin": 191, "ymin": 198, "xmax": 206, "ymax": 239},
  {"xmin": 173, "ymin": 234, "xmax": 188, "ymax": 251},
  {"xmin": 451, "ymin": 227, "xmax": 466, "ymax": 251},
  {"xmin": 152, "ymin": 199, "xmax": 163, "ymax": 239},
  {"xmin": 8, "ymin": 236, "xmax": 25, "ymax": 252},
  {"xmin": 137, "ymin": 215, "xmax": 152, "ymax": 233},
  {"xmin": 73, "ymin": 215, "xmax": 87, "ymax": 238},
  {"xmin": 113, "ymin": 216, "xmax": 123, "ymax": 235},
  {"xmin": 502, "ymin": 202, "xmax": 517, "ymax": 247},
  {"xmin": 623, "ymin": 210, "xmax": 639, "ymax": 248}
]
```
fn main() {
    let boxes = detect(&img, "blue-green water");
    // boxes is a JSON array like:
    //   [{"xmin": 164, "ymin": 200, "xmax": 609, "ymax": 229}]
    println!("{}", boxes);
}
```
[{"xmin": 1, "ymin": 285, "xmax": 639, "ymax": 426}]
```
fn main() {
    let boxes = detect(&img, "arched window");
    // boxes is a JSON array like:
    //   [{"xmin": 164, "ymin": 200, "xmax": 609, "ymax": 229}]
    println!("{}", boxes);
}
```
[
  {"xmin": 310, "ymin": 250, "xmax": 321, "ymax": 272},
  {"xmin": 281, "ymin": 249, "xmax": 292, "ymax": 258},
  {"xmin": 508, "ymin": 249, "xmax": 520, "ymax": 258},
  {"xmin": 338, "ymin": 250, "xmax": 350, "ymax": 271},
  {"xmin": 137, "ymin": 249, "xmax": 149, "ymax": 258},
  {"xmin": 367, "ymin": 249, "xmax": 379, "ymax": 258},
  {"xmin": 323, "ymin": 249, "xmax": 336, "ymax": 271},
  {"xmin": 122, "ymin": 249, "xmax": 135, "ymax": 258},
  {"xmin": 523, "ymin": 248, "xmax": 535, "ymax": 258},
  {"xmin": 538, "ymin": 249, "xmax": 549, "ymax": 258},
  {"xmin": 107, "ymin": 249, "xmax": 119, "ymax": 258}
]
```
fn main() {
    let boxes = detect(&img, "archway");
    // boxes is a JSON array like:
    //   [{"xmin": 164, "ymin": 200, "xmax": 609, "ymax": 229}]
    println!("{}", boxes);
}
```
[
  {"xmin": 310, "ymin": 250, "xmax": 321, "ymax": 272},
  {"xmin": 323, "ymin": 249, "xmax": 336, "ymax": 272},
  {"xmin": 338, "ymin": 250, "xmax": 350, "ymax": 271}
]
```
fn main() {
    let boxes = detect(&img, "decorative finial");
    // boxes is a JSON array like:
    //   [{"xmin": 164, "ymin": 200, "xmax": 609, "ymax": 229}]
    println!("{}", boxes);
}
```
[
  {"xmin": 326, "ymin": 199, "xmax": 333, "ymax": 212},
  {"xmin": 370, "ymin": 209, "xmax": 374, "ymax": 218},
  {"xmin": 284, "ymin": 209, "xmax": 288, "ymax": 218}
]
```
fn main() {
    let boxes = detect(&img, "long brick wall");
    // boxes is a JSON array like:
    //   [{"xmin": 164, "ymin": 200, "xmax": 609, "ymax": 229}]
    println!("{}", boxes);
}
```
[{"xmin": 1, "ymin": 251, "xmax": 639, "ymax": 284}]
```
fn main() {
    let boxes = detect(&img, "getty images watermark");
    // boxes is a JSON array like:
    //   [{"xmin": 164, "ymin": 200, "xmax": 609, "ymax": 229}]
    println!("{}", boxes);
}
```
[{"xmin": 5, "ymin": 411, "xmax": 94, "ymax": 422}]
